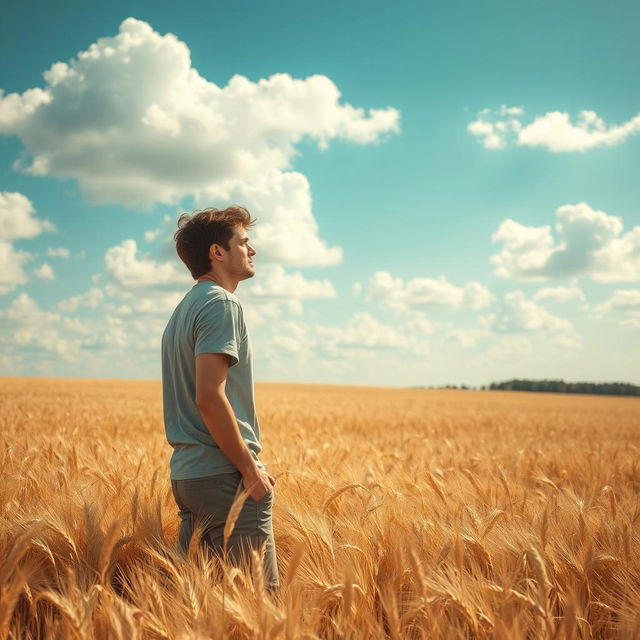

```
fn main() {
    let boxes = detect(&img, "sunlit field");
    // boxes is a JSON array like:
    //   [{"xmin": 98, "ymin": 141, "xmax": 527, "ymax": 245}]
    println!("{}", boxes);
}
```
[{"xmin": 1, "ymin": 377, "xmax": 639, "ymax": 639}]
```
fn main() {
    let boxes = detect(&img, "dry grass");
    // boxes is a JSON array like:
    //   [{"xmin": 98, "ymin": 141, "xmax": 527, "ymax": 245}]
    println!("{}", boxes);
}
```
[{"xmin": 1, "ymin": 377, "xmax": 639, "ymax": 639}]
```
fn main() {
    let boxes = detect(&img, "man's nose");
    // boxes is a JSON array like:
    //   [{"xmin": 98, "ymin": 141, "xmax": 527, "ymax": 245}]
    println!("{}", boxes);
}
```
[{"xmin": 249, "ymin": 244, "xmax": 256, "ymax": 256}]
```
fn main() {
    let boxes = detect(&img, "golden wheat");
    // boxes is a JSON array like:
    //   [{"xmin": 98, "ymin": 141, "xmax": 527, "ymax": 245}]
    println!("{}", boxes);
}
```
[{"xmin": 0, "ymin": 377, "xmax": 639, "ymax": 638}]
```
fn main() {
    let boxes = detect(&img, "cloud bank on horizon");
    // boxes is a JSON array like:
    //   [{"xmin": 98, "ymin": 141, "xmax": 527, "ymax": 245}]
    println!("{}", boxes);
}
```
[{"xmin": 0, "ymin": 14, "xmax": 638, "ymax": 384}]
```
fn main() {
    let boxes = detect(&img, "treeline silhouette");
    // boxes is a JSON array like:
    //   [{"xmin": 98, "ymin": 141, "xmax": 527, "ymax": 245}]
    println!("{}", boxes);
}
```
[
  {"xmin": 421, "ymin": 379, "xmax": 640, "ymax": 397},
  {"xmin": 487, "ymin": 379, "xmax": 639, "ymax": 396}
]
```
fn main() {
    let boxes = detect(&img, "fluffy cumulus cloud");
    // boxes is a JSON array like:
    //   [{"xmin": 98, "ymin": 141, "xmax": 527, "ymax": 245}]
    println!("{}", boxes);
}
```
[
  {"xmin": 34, "ymin": 263, "xmax": 55, "ymax": 280},
  {"xmin": 0, "ymin": 17, "xmax": 397, "ymax": 270},
  {"xmin": 56, "ymin": 287, "xmax": 104, "ymax": 313},
  {"xmin": 243, "ymin": 264, "xmax": 335, "ymax": 316},
  {"xmin": 595, "ymin": 289, "xmax": 640, "ymax": 328},
  {"xmin": 0, "ymin": 192, "xmax": 54, "ymax": 294},
  {"xmin": 194, "ymin": 170, "xmax": 342, "ymax": 266},
  {"xmin": 261, "ymin": 312, "xmax": 432, "ymax": 365},
  {"xmin": 468, "ymin": 105, "xmax": 640, "ymax": 151},
  {"xmin": 363, "ymin": 270, "xmax": 495, "ymax": 313},
  {"xmin": 533, "ymin": 285, "xmax": 586, "ymax": 303},
  {"xmin": 480, "ymin": 291, "xmax": 575, "ymax": 334},
  {"xmin": 0, "ymin": 293, "xmax": 82, "ymax": 361},
  {"xmin": 467, "ymin": 105, "xmax": 524, "ymax": 149},
  {"xmin": 0, "ymin": 243, "xmax": 30, "ymax": 295},
  {"xmin": 317, "ymin": 312, "xmax": 408, "ymax": 351},
  {"xmin": 104, "ymin": 238, "xmax": 191, "ymax": 289},
  {"xmin": 0, "ymin": 18, "xmax": 398, "ymax": 203},
  {"xmin": 99, "ymin": 241, "xmax": 223, "ymax": 330},
  {"xmin": 491, "ymin": 203, "xmax": 640, "ymax": 282},
  {"xmin": 0, "ymin": 286, "xmax": 181, "ymax": 375}
]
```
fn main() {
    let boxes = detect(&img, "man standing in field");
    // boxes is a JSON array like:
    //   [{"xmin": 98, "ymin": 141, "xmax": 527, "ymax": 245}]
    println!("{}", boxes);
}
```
[{"xmin": 161, "ymin": 206, "xmax": 279, "ymax": 591}]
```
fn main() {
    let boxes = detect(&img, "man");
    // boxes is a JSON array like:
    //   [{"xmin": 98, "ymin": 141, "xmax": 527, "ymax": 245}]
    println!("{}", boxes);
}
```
[{"xmin": 161, "ymin": 205, "xmax": 279, "ymax": 591}]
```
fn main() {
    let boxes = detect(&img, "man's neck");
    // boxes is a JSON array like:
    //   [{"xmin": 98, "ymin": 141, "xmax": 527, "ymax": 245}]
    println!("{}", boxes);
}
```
[{"xmin": 196, "ymin": 272, "xmax": 238, "ymax": 293}]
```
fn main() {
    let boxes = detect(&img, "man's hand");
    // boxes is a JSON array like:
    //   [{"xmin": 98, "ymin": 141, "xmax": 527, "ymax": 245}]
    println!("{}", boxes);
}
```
[{"xmin": 242, "ymin": 469, "xmax": 276, "ymax": 501}]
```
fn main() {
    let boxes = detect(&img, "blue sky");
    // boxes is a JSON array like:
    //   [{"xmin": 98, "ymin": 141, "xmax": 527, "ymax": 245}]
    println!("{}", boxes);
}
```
[{"xmin": 1, "ymin": 0, "xmax": 639, "ymax": 386}]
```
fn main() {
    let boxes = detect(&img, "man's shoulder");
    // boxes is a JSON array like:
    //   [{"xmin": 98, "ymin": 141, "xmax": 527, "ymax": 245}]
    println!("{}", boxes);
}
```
[
  {"xmin": 192, "ymin": 283, "xmax": 241, "ymax": 307},
  {"xmin": 192, "ymin": 286, "xmax": 244, "ymax": 326}
]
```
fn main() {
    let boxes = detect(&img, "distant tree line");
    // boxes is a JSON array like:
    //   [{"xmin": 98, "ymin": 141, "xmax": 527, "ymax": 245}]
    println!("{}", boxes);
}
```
[
  {"xmin": 487, "ymin": 378, "xmax": 640, "ymax": 396},
  {"xmin": 415, "ymin": 379, "xmax": 639, "ymax": 396}
]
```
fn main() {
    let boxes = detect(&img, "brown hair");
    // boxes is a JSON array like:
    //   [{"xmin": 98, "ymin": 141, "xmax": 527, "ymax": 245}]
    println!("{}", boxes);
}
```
[{"xmin": 173, "ymin": 206, "xmax": 256, "ymax": 279}]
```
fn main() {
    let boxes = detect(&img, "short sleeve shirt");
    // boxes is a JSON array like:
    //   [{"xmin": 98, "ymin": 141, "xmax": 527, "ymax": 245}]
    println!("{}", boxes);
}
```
[{"xmin": 161, "ymin": 281, "xmax": 264, "ymax": 480}]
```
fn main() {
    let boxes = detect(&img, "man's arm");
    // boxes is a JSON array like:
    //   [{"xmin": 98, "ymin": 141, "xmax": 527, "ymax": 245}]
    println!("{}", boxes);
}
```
[{"xmin": 195, "ymin": 352, "xmax": 274, "ymax": 500}]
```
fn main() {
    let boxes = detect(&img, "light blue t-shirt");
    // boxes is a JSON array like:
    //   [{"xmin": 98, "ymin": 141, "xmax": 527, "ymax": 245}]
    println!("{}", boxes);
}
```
[{"xmin": 161, "ymin": 281, "xmax": 264, "ymax": 480}]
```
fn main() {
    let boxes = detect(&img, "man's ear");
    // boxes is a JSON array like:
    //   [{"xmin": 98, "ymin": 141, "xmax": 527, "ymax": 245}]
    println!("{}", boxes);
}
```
[{"xmin": 210, "ymin": 244, "xmax": 223, "ymax": 261}]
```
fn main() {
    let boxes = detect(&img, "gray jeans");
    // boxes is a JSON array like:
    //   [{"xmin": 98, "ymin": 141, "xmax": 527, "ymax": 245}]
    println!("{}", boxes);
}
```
[{"xmin": 170, "ymin": 470, "xmax": 279, "ymax": 590}]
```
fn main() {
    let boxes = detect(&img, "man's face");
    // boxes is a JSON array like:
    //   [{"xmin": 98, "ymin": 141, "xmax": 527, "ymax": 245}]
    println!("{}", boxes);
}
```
[{"xmin": 222, "ymin": 225, "xmax": 256, "ymax": 280}]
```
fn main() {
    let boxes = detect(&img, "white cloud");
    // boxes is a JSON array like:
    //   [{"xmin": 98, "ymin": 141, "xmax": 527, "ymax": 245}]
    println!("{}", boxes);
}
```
[
  {"xmin": 242, "ymin": 264, "xmax": 335, "ymax": 315},
  {"xmin": 533, "ymin": 285, "xmax": 586, "ymax": 303},
  {"xmin": 194, "ymin": 170, "xmax": 342, "ymax": 267},
  {"xmin": 0, "ymin": 293, "xmax": 81, "ymax": 359},
  {"xmin": 0, "ymin": 242, "xmax": 31, "ymax": 295},
  {"xmin": 404, "ymin": 314, "xmax": 435, "ymax": 336},
  {"xmin": 144, "ymin": 229, "xmax": 163, "ymax": 243},
  {"xmin": 445, "ymin": 328, "xmax": 491, "ymax": 348},
  {"xmin": 325, "ymin": 312, "xmax": 431, "ymax": 357},
  {"xmin": 469, "ymin": 106, "xmax": 640, "ymax": 152},
  {"xmin": 261, "ymin": 311, "xmax": 433, "ymax": 365},
  {"xmin": 263, "ymin": 320, "xmax": 317, "ymax": 358},
  {"xmin": 80, "ymin": 319, "xmax": 129, "ymax": 350},
  {"xmin": 491, "ymin": 203, "xmax": 640, "ymax": 282},
  {"xmin": 104, "ymin": 238, "xmax": 191, "ymax": 289},
  {"xmin": 34, "ymin": 263, "xmax": 55, "ymax": 280},
  {"xmin": 595, "ymin": 289, "xmax": 640, "ymax": 328},
  {"xmin": 45, "ymin": 246, "xmax": 70, "ymax": 258},
  {"xmin": 0, "ymin": 286, "xmax": 176, "ymax": 370},
  {"xmin": 143, "ymin": 214, "xmax": 173, "ymax": 244},
  {"xmin": 0, "ymin": 18, "xmax": 399, "ymax": 271},
  {"xmin": 0, "ymin": 17, "xmax": 398, "ymax": 207},
  {"xmin": 519, "ymin": 110, "xmax": 640, "ymax": 152},
  {"xmin": 62, "ymin": 316, "xmax": 93, "ymax": 334},
  {"xmin": 144, "ymin": 229, "xmax": 160, "ymax": 242},
  {"xmin": 467, "ymin": 105, "xmax": 523, "ymax": 149},
  {"xmin": 596, "ymin": 289, "xmax": 640, "ymax": 311},
  {"xmin": 102, "ymin": 287, "xmax": 185, "ymax": 317},
  {"xmin": 0, "ymin": 192, "xmax": 53, "ymax": 240},
  {"xmin": 56, "ymin": 287, "xmax": 105, "ymax": 312},
  {"xmin": 3, "ymin": 227, "xmax": 313, "ymax": 372},
  {"xmin": 0, "ymin": 17, "xmax": 397, "ymax": 270},
  {"xmin": 318, "ymin": 312, "xmax": 407, "ymax": 350},
  {"xmin": 0, "ymin": 192, "xmax": 54, "ymax": 294},
  {"xmin": 482, "ymin": 291, "xmax": 574, "ymax": 334},
  {"xmin": 364, "ymin": 270, "xmax": 494, "ymax": 313}
]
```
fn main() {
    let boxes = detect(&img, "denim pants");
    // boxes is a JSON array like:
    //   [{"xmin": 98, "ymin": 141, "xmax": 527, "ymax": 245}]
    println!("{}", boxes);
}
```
[{"xmin": 170, "ymin": 470, "xmax": 279, "ymax": 590}]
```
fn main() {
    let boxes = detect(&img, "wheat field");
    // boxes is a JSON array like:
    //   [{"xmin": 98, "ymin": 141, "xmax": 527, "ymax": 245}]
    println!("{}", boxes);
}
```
[{"xmin": 0, "ymin": 377, "xmax": 639, "ymax": 639}]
